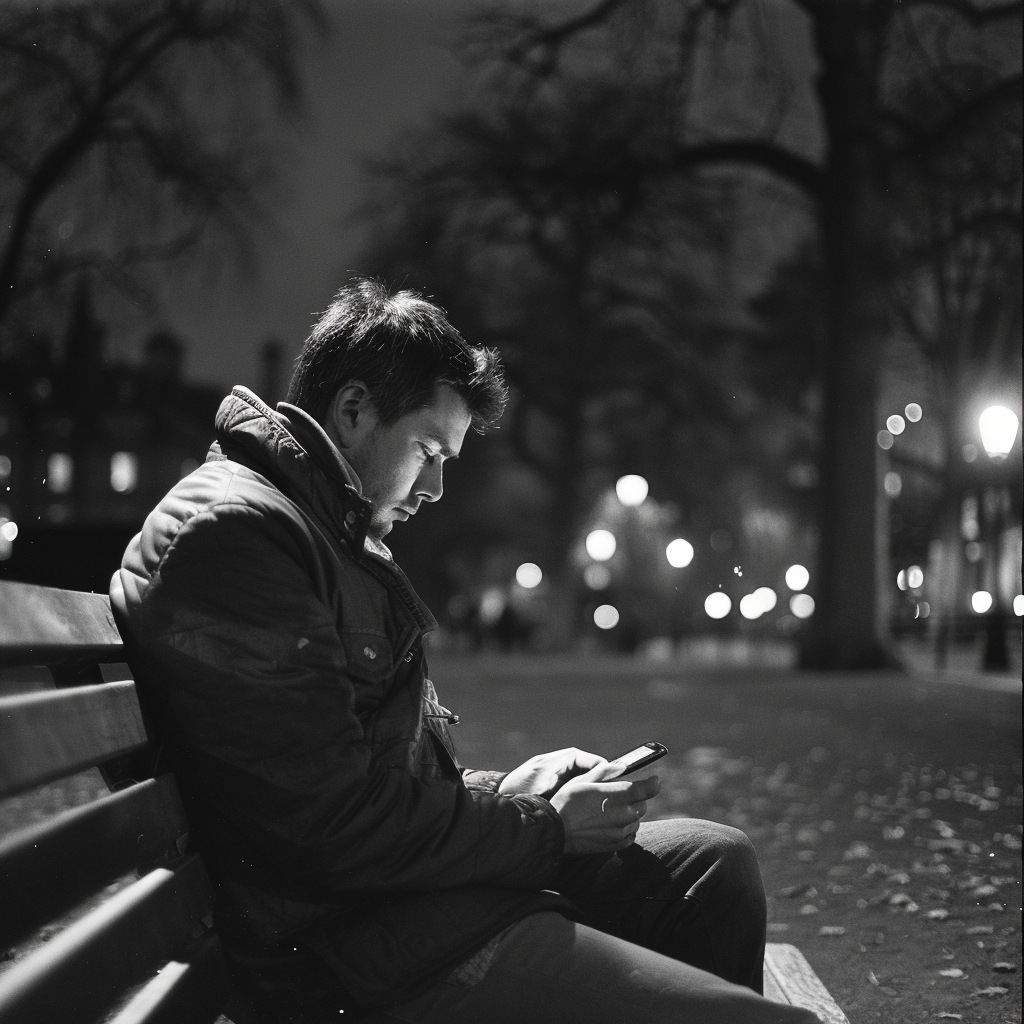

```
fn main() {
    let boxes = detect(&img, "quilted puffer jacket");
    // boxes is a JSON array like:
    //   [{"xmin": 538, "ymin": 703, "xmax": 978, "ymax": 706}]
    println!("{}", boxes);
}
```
[{"xmin": 110, "ymin": 386, "xmax": 568, "ymax": 1011}]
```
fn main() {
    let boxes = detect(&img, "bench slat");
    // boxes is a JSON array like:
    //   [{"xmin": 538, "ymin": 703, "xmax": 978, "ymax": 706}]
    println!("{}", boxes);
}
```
[
  {"xmin": 0, "ymin": 855, "xmax": 213, "ymax": 1024},
  {"xmin": 0, "ymin": 681, "xmax": 147, "ymax": 799},
  {"xmin": 764, "ymin": 943, "xmax": 850, "ymax": 1023},
  {"xmin": 0, "ymin": 775, "xmax": 188, "ymax": 950},
  {"xmin": 0, "ymin": 581, "xmax": 122, "ymax": 668},
  {"xmin": 106, "ymin": 932, "xmax": 227, "ymax": 1024}
]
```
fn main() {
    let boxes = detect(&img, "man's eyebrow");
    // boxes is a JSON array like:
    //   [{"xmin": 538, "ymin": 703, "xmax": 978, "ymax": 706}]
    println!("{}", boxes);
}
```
[{"xmin": 422, "ymin": 432, "xmax": 459, "ymax": 459}]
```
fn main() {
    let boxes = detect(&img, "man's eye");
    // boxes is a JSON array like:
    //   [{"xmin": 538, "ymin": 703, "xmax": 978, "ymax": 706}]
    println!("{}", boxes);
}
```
[{"xmin": 420, "ymin": 446, "xmax": 437, "ymax": 464}]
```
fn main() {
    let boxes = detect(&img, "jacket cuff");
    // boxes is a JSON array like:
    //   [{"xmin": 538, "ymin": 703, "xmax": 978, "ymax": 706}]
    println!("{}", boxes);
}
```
[
  {"xmin": 509, "ymin": 793, "xmax": 566, "ymax": 865},
  {"xmin": 461, "ymin": 768, "xmax": 507, "ymax": 793}
]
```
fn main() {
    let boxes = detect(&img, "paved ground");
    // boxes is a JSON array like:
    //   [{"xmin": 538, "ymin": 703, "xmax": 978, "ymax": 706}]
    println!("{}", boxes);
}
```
[{"xmin": 430, "ymin": 657, "xmax": 1022, "ymax": 1024}]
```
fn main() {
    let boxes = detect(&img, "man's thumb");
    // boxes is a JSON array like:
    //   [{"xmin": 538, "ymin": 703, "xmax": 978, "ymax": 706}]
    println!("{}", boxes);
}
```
[{"xmin": 580, "ymin": 759, "xmax": 624, "ymax": 782}]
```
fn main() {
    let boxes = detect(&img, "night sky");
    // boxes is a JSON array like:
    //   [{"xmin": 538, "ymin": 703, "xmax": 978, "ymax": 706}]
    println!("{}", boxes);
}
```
[{"xmin": 160, "ymin": 0, "xmax": 467, "ymax": 394}]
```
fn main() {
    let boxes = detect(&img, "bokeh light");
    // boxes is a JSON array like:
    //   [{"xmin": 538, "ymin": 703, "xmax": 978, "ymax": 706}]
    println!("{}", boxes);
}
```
[
  {"xmin": 906, "ymin": 565, "xmax": 924, "ymax": 590},
  {"xmin": 584, "ymin": 564, "xmax": 611, "ymax": 590},
  {"xmin": 110, "ymin": 451, "xmax": 138, "ymax": 494},
  {"xmin": 615, "ymin": 475, "xmax": 649, "ymax": 506},
  {"xmin": 585, "ymin": 529, "xmax": 616, "ymax": 561},
  {"xmin": 666, "ymin": 538, "xmax": 694, "ymax": 568},
  {"xmin": 877, "ymin": 430, "xmax": 894, "ymax": 450},
  {"xmin": 979, "ymin": 406, "xmax": 1019, "ymax": 457},
  {"xmin": 915, "ymin": 602, "xmax": 930, "ymax": 619},
  {"xmin": 0, "ymin": 520, "xmax": 18, "ymax": 542},
  {"xmin": 962, "ymin": 443, "xmax": 978, "ymax": 462},
  {"xmin": 785, "ymin": 565, "xmax": 809, "ymax": 591},
  {"xmin": 739, "ymin": 594, "xmax": 763, "ymax": 620},
  {"xmin": 515, "ymin": 563, "xmax": 543, "ymax": 589},
  {"xmin": 887, "ymin": 414, "xmax": 906, "ymax": 435},
  {"xmin": 47, "ymin": 452, "xmax": 73, "ymax": 494},
  {"xmin": 1014, "ymin": 595, "xmax": 1024, "ymax": 617},
  {"xmin": 905, "ymin": 403, "xmax": 922, "ymax": 422},
  {"xmin": 753, "ymin": 586, "xmax": 777, "ymax": 613},
  {"xmin": 897, "ymin": 569, "xmax": 907, "ymax": 591},
  {"xmin": 790, "ymin": 593, "xmax": 815, "ymax": 618},
  {"xmin": 594, "ymin": 604, "xmax": 620, "ymax": 629},
  {"xmin": 883, "ymin": 471, "xmax": 901, "ymax": 498},
  {"xmin": 971, "ymin": 591, "xmax": 993, "ymax": 614},
  {"xmin": 704, "ymin": 592, "xmax": 731, "ymax": 619}
]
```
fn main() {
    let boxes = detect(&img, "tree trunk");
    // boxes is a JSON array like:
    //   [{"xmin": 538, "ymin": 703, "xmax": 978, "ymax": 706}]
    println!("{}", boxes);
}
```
[{"xmin": 800, "ymin": 1, "xmax": 899, "ymax": 669}]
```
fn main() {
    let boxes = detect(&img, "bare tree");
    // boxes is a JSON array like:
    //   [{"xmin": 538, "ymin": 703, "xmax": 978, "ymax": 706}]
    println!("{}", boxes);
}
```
[
  {"xmin": 0, "ymin": 0, "xmax": 325, "ymax": 346},
  {"xmin": 364, "ymin": 0, "xmax": 1020, "ymax": 666}
]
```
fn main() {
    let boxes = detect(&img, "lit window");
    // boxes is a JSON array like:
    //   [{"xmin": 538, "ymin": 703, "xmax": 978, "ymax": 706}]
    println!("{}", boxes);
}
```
[
  {"xmin": 47, "ymin": 453, "xmax": 73, "ymax": 494},
  {"xmin": 110, "ymin": 452, "xmax": 138, "ymax": 494}
]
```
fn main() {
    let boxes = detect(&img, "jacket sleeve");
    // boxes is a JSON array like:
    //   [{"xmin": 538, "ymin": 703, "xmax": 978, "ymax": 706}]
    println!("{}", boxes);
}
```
[{"xmin": 113, "ymin": 497, "xmax": 564, "ymax": 900}]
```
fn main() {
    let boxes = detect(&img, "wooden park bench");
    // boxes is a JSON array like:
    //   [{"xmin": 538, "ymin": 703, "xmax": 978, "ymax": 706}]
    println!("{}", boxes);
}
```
[{"xmin": 0, "ymin": 579, "xmax": 849, "ymax": 1024}]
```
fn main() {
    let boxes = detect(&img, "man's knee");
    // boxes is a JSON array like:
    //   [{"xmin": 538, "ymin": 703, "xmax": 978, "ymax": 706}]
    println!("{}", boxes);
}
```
[{"xmin": 700, "ymin": 823, "xmax": 766, "ymax": 913}]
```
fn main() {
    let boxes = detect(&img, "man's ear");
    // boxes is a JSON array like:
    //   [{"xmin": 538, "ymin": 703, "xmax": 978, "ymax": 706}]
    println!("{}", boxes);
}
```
[{"xmin": 325, "ymin": 381, "xmax": 375, "ymax": 450}]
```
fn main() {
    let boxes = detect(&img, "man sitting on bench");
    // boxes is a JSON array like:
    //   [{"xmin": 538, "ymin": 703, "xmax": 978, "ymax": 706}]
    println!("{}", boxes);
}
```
[{"xmin": 111, "ymin": 278, "xmax": 818, "ymax": 1023}]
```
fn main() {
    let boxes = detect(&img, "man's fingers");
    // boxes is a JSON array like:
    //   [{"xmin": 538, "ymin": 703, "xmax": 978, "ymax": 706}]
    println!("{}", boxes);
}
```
[{"xmin": 627, "ymin": 775, "xmax": 660, "ymax": 800}]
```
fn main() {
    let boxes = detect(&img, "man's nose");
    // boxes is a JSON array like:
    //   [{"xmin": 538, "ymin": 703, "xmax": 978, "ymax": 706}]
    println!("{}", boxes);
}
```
[{"xmin": 416, "ymin": 461, "xmax": 443, "ymax": 502}]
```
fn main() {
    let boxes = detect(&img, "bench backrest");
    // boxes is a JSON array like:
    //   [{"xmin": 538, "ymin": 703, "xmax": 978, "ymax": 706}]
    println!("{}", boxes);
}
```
[{"xmin": 0, "ymin": 580, "xmax": 229, "ymax": 1024}]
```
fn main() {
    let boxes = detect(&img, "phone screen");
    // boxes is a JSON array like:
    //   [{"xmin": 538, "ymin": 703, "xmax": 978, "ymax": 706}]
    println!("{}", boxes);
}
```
[{"xmin": 608, "ymin": 741, "xmax": 667, "ymax": 775}]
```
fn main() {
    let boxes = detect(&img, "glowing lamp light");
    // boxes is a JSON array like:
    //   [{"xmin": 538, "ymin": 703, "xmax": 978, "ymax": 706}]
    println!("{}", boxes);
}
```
[
  {"xmin": 110, "ymin": 451, "xmax": 138, "ymax": 494},
  {"xmin": 1014, "ymin": 595, "xmax": 1024, "ymax": 617},
  {"xmin": 586, "ymin": 529, "xmax": 616, "ymax": 561},
  {"xmin": 666, "ymin": 538, "xmax": 694, "ymax": 568},
  {"xmin": 979, "ymin": 406, "xmax": 1019, "ymax": 458},
  {"xmin": 739, "ymin": 594, "xmax": 763, "ymax": 620},
  {"xmin": 594, "ymin": 604, "xmax": 620, "ymax": 629},
  {"xmin": 704, "ymin": 592, "xmax": 731, "ymax": 619},
  {"xmin": 516, "ymin": 563, "xmax": 543, "ymax": 589},
  {"xmin": 785, "ymin": 564, "xmax": 809, "ymax": 591},
  {"xmin": 887, "ymin": 415, "xmax": 906, "ymax": 435},
  {"xmin": 0, "ymin": 520, "xmax": 18, "ymax": 542},
  {"xmin": 615, "ymin": 475, "xmax": 649, "ymax": 506},
  {"xmin": 971, "ymin": 591, "xmax": 993, "ymax": 614},
  {"xmin": 753, "ymin": 586, "xmax": 777, "ymax": 613},
  {"xmin": 790, "ymin": 593, "xmax": 815, "ymax": 619},
  {"xmin": 584, "ymin": 564, "xmax": 611, "ymax": 590}
]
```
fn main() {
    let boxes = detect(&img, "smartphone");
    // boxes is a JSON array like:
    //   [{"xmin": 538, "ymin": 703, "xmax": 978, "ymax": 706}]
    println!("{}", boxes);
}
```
[{"xmin": 607, "ymin": 741, "xmax": 668, "ymax": 776}]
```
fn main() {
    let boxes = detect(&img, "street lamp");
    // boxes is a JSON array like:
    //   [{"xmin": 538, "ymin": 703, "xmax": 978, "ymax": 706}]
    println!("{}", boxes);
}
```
[
  {"xmin": 979, "ymin": 406, "xmax": 1019, "ymax": 460},
  {"xmin": 978, "ymin": 406, "xmax": 1019, "ymax": 671}
]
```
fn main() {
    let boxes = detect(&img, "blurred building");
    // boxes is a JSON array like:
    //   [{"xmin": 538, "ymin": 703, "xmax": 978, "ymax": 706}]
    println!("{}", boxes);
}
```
[{"xmin": 0, "ymin": 281, "xmax": 223, "ymax": 586}]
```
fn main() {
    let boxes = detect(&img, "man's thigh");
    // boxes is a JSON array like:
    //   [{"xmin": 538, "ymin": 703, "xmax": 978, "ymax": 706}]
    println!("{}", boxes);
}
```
[
  {"xmin": 366, "ymin": 912, "xmax": 817, "ymax": 1024},
  {"xmin": 553, "ymin": 817, "xmax": 768, "ymax": 989}
]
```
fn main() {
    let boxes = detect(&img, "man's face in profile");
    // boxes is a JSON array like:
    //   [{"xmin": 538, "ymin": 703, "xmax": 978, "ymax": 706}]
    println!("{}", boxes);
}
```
[{"xmin": 345, "ymin": 385, "xmax": 472, "ymax": 539}]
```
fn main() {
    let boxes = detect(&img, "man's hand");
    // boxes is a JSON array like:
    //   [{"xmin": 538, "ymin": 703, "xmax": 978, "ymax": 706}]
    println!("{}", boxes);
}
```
[
  {"xmin": 549, "ymin": 762, "xmax": 661, "ymax": 855},
  {"xmin": 498, "ymin": 748, "xmax": 606, "ymax": 799}
]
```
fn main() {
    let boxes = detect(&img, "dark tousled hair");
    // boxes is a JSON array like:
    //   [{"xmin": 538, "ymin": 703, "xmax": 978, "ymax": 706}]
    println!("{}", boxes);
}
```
[{"xmin": 286, "ymin": 278, "xmax": 507, "ymax": 431}]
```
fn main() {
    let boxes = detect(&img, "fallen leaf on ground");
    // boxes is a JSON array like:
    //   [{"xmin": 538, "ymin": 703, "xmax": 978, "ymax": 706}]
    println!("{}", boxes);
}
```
[
  {"xmin": 925, "ymin": 908, "xmax": 950, "ymax": 920},
  {"xmin": 800, "ymin": 904, "xmax": 819, "ymax": 915},
  {"xmin": 972, "ymin": 985, "xmax": 1008, "ymax": 997},
  {"xmin": 818, "ymin": 926, "xmax": 846, "ymax": 936},
  {"xmin": 939, "ymin": 968, "xmax": 966, "ymax": 978},
  {"xmin": 991, "ymin": 962, "xmax": 1016, "ymax": 972},
  {"xmin": 966, "ymin": 925, "xmax": 994, "ymax": 935}
]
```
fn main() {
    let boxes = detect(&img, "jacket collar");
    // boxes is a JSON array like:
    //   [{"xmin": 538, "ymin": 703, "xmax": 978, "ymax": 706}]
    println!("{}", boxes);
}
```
[
  {"xmin": 212, "ymin": 387, "xmax": 436, "ymax": 631},
  {"xmin": 214, "ymin": 385, "xmax": 374, "ymax": 551}
]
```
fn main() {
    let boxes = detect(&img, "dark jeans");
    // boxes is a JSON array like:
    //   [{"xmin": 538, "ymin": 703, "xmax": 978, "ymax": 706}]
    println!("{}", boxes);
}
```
[
  {"xmin": 227, "ymin": 819, "xmax": 819, "ymax": 1023},
  {"xmin": 359, "ymin": 818, "xmax": 819, "ymax": 1024}
]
